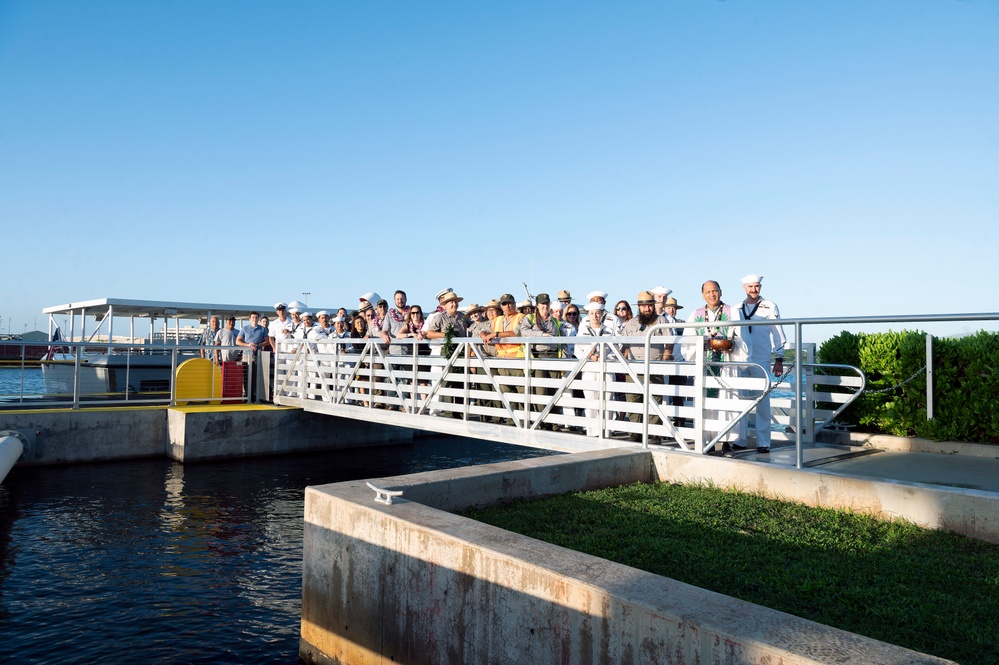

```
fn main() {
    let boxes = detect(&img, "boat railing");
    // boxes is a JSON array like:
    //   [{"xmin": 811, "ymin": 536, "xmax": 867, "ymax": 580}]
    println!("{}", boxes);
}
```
[{"xmin": 0, "ymin": 339, "xmax": 259, "ymax": 409}]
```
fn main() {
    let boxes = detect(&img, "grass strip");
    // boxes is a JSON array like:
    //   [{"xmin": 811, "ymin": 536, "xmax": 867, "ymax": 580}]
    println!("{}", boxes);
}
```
[{"xmin": 462, "ymin": 482, "xmax": 999, "ymax": 665}]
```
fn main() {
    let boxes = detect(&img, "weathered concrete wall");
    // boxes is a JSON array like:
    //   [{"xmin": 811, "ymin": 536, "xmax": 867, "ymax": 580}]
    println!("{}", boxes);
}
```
[
  {"xmin": 652, "ymin": 452, "xmax": 999, "ymax": 544},
  {"xmin": 301, "ymin": 448, "xmax": 954, "ymax": 665},
  {"xmin": 0, "ymin": 407, "xmax": 166, "ymax": 465},
  {"xmin": 1, "ymin": 406, "xmax": 415, "ymax": 466},
  {"xmin": 166, "ymin": 406, "xmax": 416, "ymax": 462}
]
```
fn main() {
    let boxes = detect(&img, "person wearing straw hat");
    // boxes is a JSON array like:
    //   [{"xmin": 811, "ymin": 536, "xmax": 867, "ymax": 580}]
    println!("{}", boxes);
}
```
[
  {"xmin": 425, "ymin": 292, "xmax": 468, "ymax": 417},
  {"xmin": 739, "ymin": 273, "xmax": 786, "ymax": 453}
]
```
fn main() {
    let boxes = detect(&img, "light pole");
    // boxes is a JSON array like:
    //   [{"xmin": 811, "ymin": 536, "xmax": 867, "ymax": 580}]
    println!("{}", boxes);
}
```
[{"xmin": 302, "ymin": 292, "xmax": 311, "ymax": 307}]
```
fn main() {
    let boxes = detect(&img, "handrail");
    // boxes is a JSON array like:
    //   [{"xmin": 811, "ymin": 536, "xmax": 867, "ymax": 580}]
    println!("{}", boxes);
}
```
[{"xmin": 273, "ymin": 335, "xmax": 785, "ymax": 454}]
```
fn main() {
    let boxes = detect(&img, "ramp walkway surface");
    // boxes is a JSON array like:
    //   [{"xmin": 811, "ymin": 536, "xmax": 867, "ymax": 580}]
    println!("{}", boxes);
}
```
[{"xmin": 735, "ymin": 443, "xmax": 999, "ymax": 493}]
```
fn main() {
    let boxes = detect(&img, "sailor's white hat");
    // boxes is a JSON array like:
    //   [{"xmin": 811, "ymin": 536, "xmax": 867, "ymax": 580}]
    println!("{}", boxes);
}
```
[
  {"xmin": 586, "ymin": 290, "xmax": 608, "ymax": 301},
  {"xmin": 315, "ymin": 310, "xmax": 329, "ymax": 317},
  {"xmin": 301, "ymin": 311, "xmax": 313, "ymax": 318},
  {"xmin": 584, "ymin": 302, "xmax": 605, "ymax": 312},
  {"xmin": 550, "ymin": 301, "xmax": 565, "ymax": 311},
  {"xmin": 332, "ymin": 315, "xmax": 345, "ymax": 323},
  {"xmin": 359, "ymin": 291, "xmax": 381, "ymax": 305},
  {"xmin": 740, "ymin": 274, "xmax": 764, "ymax": 285},
  {"xmin": 649, "ymin": 285, "xmax": 672, "ymax": 296},
  {"xmin": 273, "ymin": 302, "xmax": 287, "ymax": 310},
  {"xmin": 287, "ymin": 300, "xmax": 305, "ymax": 311},
  {"xmin": 287, "ymin": 305, "xmax": 302, "ymax": 314}
]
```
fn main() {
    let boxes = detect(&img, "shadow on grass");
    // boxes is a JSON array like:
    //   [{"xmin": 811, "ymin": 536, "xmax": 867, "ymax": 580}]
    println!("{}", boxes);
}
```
[{"xmin": 463, "ymin": 481, "xmax": 999, "ymax": 665}]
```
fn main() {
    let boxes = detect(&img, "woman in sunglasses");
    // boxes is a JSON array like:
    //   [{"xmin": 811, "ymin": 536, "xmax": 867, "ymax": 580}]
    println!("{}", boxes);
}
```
[{"xmin": 613, "ymin": 300, "xmax": 633, "ymax": 335}]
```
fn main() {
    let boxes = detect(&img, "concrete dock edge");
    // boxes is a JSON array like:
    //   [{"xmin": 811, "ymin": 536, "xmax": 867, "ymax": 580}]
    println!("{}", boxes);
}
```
[{"xmin": 300, "ymin": 448, "xmax": 959, "ymax": 664}]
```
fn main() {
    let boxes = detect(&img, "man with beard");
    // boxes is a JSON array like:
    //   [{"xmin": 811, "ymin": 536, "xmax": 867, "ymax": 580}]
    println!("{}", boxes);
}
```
[
  {"xmin": 620, "ymin": 291, "xmax": 671, "ymax": 441},
  {"xmin": 685, "ymin": 280, "xmax": 750, "ymax": 454}
]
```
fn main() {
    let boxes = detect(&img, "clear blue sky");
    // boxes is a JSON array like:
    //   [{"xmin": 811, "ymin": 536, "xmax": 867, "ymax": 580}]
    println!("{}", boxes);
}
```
[{"xmin": 2, "ymin": 1, "xmax": 997, "ymax": 340}]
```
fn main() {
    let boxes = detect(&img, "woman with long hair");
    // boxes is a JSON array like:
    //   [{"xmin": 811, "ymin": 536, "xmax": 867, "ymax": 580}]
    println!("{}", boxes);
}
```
[
  {"xmin": 350, "ymin": 314, "xmax": 369, "ymax": 405},
  {"xmin": 398, "ymin": 305, "xmax": 430, "ymax": 400},
  {"xmin": 613, "ymin": 300, "xmax": 633, "ymax": 335}
]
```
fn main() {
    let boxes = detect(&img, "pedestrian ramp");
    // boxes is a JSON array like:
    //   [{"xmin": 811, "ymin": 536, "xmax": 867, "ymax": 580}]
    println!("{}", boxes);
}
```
[{"xmin": 272, "ymin": 334, "xmax": 866, "ymax": 464}]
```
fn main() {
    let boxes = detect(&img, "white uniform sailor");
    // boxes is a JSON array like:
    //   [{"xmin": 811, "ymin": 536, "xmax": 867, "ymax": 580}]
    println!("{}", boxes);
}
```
[{"xmin": 739, "ymin": 273, "xmax": 786, "ymax": 453}]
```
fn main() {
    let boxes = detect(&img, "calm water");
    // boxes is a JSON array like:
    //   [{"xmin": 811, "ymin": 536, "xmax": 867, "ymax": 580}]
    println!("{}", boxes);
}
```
[
  {"xmin": 0, "ymin": 367, "xmax": 44, "ymax": 398},
  {"xmin": 0, "ymin": 437, "xmax": 556, "ymax": 664}
]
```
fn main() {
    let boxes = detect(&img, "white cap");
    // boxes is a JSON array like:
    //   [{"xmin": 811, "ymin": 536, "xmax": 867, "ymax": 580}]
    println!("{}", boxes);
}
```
[
  {"xmin": 273, "ymin": 302, "xmax": 287, "ymax": 310},
  {"xmin": 301, "ymin": 311, "xmax": 313, "ymax": 318},
  {"xmin": 287, "ymin": 306, "xmax": 302, "ymax": 314},
  {"xmin": 741, "ymin": 274, "xmax": 764, "ymax": 285},
  {"xmin": 435, "ymin": 287, "xmax": 454, "ymax": 301},
  {"xmin": 287, "ymin": 300, "xmax": 305, "ymax": 311},
  {"xmin": 332, "ymin": 315, "xmax": 345, "ymax": 323},
  {"xmin": 316, "ymin": 310, "xmax": 329, "ymax": 317},
  {"xmin": 586, "ymin": 290, "xmax": 608, "ymax": 301},
  {"xmin": 584, "ymin": 302, "xmax": 605, "ymax": 312},
  {"xmin": 359, "ymin": 291, "xmax": 381, "ymax": 304},
  {"xmin": 550, "ymin": 301, "xmax": 565, "ymax": 311},
  {"xmin": 649, "ymin": 285, "xmax": 672, "ymax": 296}
]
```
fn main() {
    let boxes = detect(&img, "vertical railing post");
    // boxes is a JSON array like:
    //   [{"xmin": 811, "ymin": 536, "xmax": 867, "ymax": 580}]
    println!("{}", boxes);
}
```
[
  {"xmin": 72, "ymin": 342, "xmax": 82, "ymax": 410},
  {"xmin": 794, "ymin": 322, "xmax": 804, "ymax": 469},
  {"xmin": 169, "ymin": 347, "xmax": 178, "ymax": 406},
  {"xmin": 926, "ymin": 333, "xmax": 934, "ymax": 420},
  {"xmin": 692, "ymin": 342, "xmax": 704, "ymax": 454}
]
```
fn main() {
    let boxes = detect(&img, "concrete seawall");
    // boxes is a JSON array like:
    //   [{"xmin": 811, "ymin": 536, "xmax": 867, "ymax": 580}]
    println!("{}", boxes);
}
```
[
  {"xmin": 301, "ymin": 448, "xmax": 963, "ymax": 664},
  {"xmin": 1, "ymin": 406, "xmax": 415, "ymax": 466}
]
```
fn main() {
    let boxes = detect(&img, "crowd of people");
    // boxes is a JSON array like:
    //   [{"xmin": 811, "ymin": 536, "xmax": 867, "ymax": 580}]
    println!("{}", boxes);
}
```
[{"xmin": 204, "ymin": 277, "xmax": 786, "ymax": 451}]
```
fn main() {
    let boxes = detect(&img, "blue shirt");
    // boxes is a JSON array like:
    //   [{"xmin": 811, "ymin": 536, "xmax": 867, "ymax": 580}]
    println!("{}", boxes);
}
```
[{"xmin": 237, "ymin": 324, "xmax": 269, "ymax": 345}]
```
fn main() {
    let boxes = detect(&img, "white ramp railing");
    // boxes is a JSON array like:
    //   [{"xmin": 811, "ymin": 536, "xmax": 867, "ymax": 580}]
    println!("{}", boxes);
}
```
[{"xmin": 273, "ymin": 332, "xmax": 860, "ymax": 455}]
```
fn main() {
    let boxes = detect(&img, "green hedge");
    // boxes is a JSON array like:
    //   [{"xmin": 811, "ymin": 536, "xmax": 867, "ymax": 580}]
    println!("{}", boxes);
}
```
[{"xmin": 817, "ymin": 330, "xmax": 999, "ymax": 444}]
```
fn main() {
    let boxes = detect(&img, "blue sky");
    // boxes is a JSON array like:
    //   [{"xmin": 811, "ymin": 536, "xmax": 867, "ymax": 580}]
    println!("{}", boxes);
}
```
[{"xmin": 1, "ymin": 1, "xmax": 997, "ymax": 341}]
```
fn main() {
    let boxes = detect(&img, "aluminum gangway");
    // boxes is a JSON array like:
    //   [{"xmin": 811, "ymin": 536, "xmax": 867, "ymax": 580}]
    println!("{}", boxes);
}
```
[{"xmin": 272, "ymin": 322, "xmax": 865, "ymax": 462}]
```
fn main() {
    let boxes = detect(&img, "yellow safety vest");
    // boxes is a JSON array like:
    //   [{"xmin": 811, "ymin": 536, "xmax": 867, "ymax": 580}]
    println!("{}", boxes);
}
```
[{"xmin": 493, "ymin": 314, "xmax": 525, "ymax": 358}]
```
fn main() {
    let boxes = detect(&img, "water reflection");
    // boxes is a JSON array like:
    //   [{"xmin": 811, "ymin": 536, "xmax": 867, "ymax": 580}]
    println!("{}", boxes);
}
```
[{"xmin": 0, "ymin": 437, "xmax": 556, "ymax": 664}]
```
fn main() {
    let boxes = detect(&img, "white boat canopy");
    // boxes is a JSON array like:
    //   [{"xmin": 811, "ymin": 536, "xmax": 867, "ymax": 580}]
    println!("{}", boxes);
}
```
[
  {"xmin": 42, "ymin": 298, "xmax": 276, "ymax": 346},
  {"xmin": 42, "ymin": 297, "xmax": 272, "ymax": 321}
]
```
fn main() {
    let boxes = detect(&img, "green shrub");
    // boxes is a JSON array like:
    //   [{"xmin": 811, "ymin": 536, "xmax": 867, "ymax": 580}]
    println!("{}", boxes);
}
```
[{"xmin": 818, "ymin": 330, "xmax": 999, "ymax": 444}]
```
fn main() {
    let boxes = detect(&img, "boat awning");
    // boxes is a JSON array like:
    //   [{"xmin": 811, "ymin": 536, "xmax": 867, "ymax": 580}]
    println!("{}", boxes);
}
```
[{"xmin": 42, "ymin": 298, "xmax": 273, "ymax": 321}]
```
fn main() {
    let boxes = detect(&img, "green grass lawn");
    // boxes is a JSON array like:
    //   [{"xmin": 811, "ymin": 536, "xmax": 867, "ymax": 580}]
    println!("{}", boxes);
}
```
[{"xmin": 462, "ymin": 482, "xmax": 999, "ymax": 665}]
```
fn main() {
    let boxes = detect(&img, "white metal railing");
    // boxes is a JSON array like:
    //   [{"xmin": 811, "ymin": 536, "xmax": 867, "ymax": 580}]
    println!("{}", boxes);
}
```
[
  {"xmin": 0, "ymin": 339, "xmax": 260, "ymax": 409},
  {"xmin": 272, "ymin": 331, "xmax": 863, "ymax": 457}
]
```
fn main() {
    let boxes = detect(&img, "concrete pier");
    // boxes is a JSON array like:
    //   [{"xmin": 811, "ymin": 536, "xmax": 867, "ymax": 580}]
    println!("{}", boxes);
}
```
[
  {"xmin": 0, "ymin": 405, "xmax": 416, "ymax": 466},
  {"xmin": 300, "ymin": 447, "xmax": 969, "ymax": 664}
]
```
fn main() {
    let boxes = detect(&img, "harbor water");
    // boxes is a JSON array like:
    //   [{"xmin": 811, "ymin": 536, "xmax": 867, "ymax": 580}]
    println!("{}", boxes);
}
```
[{"xmin": 0, "ymin": 391, "xmax": 557, "ymax": 663}]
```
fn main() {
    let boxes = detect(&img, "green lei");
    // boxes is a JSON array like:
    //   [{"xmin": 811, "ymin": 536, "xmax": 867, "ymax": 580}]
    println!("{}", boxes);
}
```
[
  {"xmin": 442, "ymin": 322, "xmax": 456, "ymax": 360},
  {"xmin": 694, "ymin": 303, "xmax": 732, "ymax": 398}
]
